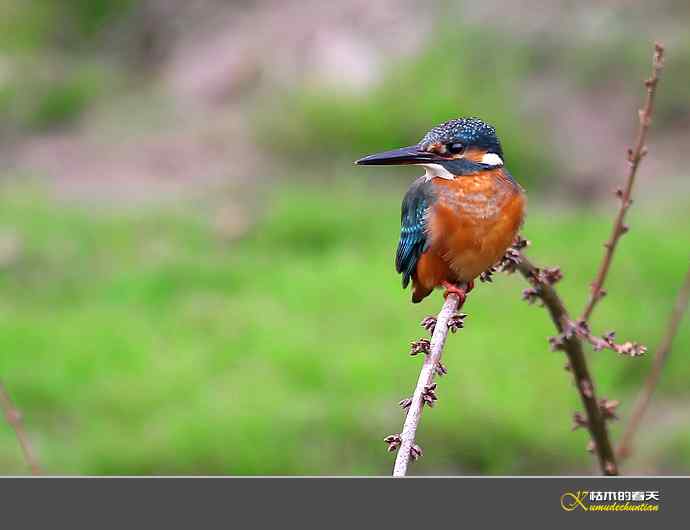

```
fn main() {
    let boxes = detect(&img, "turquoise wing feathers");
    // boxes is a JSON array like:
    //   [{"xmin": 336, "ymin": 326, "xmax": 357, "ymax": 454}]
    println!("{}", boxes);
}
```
[{"xmin": 395, "ymin": 178, "xmax": 433, "ymax": 288}]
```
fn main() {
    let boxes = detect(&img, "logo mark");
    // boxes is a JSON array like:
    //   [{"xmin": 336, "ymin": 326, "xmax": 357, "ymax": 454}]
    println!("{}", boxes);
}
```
[{"xmin": 561, "ymin": 491, "xmax": 589, "ymax": 512}]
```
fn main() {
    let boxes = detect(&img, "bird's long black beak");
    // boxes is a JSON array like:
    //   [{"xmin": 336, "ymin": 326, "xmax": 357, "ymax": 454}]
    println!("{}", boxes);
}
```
[{"xmin": 355, "ymin": 145, "xmax": 434, "ymax": 166}]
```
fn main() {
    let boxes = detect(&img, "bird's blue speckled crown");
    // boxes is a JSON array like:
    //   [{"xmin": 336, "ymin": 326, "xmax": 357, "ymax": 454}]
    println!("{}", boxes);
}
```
[{"xmin": 419, "ymin": 117, "xmax": 502, "ymax": 157}]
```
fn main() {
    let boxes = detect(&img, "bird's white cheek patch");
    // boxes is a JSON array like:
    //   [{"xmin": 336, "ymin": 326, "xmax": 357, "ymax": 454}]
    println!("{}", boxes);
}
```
[
  {"xmin": 421, "ymin": 163, "xmax": 455, "ymax": 181},
  {"xmin": 481, "ymin": 153, "xmax": 503, "ymax": 167}
]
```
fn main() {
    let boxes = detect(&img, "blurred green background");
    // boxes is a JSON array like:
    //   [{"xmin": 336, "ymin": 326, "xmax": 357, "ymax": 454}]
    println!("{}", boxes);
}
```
[{"xmin": 0, "ymin": 0, "xmax": 689, "ymax": 475}]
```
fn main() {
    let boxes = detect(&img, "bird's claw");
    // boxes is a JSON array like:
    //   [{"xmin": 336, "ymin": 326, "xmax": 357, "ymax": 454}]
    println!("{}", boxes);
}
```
[{"xmin": 442, "ymin": 281, "xmax": 469, "ymax": 305}]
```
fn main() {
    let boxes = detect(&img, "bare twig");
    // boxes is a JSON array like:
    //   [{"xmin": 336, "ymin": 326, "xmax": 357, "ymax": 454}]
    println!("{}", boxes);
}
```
[
  {"xmin": 617, "ymin": 262, "xmax": 690, "ymax": 460},
  {"xmin": 515, "ymin": 251, "xmax": 618, "ymax": 475},
  {"xmin": 389, "ymin": 291, "xmax": 463, "ymax": 477},
  {"xmin": 0, "ymin": 381, "xmax": 41, "ymax": 475},
  {"xmin": 565, "ymin": 319, "xmax": 647, "ymax": 357},
  {"xmin": 580, "ymin": 43, "xmax": 665, "ymax": 323},
  {"xmin": 508, "ymin": 42, "xmax": 669, "ymax": 476}
]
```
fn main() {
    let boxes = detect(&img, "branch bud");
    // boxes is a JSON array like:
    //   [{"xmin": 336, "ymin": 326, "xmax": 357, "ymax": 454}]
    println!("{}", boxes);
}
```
[
  {"xmin": 599, "ymin": 398, "xmax": 620, "ymax": 421},
  {"xmin": 410, "ymin": 444, "xmax": 423, "ymax": 461},
  {"xmin": 384, "ymin": 434, "xmax": 402, "ymax": 452},
  {"xmin": 435, "ymin": 362, "xmax": 448, "ymax": 377},
  {"xmin": 447, "ymin": 313, "xmax": 467, "ymax": 333},
  {"xmin": 580, "ymin": 379, "xmax": 594, "ymax": 398},
  {"xmin": 422, "ymin": 383, "xmax": 438, "ymax": 407},
  {"xmin": 399, "ymin": 398, "xmax": 413, "ymax": 410},
  {"xmin": 409, "ymin": 338, "xmax": 431, "ymax": 356},
  {"xmin": 572, "ymin": 411, "xmax": 588, "ymax": 431},
  {"xmin": 420, "ymin": 316, "xmax": 437, "ymax": 334}
]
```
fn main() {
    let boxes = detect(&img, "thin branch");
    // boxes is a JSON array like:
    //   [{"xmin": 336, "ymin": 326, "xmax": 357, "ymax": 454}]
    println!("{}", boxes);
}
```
[
  {"xmin": 0, "ymin": 381, "xmax": 42, "ymax": 475},
  {"xmin": 387, "ymin": 291, "xmax": 463, "ymax": 477},
  {"xmin": 516, "ymin": 251, "xmax": 618, "ymax": 475},
  {"xmin": 580, "ymin": 43, "xmax": 665, "ymax": 323},
  {"xmin": 617, "ymin": 262, "xmax": 690, "ymax": 460}
]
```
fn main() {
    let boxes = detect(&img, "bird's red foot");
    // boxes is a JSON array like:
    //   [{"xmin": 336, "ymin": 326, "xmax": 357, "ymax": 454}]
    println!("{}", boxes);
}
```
[{"xmin": 442, "ymin": 281, "xmax": 469, "ymax": 306}]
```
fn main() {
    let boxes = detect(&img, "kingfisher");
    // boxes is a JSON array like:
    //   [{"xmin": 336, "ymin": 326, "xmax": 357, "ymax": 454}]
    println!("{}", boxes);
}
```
[{"xmin": 356, "ymin": 117, "xmax": 525, "ymax": 304}]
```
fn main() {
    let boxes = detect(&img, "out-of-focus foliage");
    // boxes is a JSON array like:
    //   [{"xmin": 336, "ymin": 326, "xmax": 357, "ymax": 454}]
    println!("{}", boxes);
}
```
[
  {"xmin": 0, "ymin": 180, "xmax": 688, "ymax": 474},
  {"xmin": 0, "ymin": 0, "xmax": 134, "ymax": 51},
  {"xmin": 0, "ymin": 61, "xmax": 112, "ymax": 130},
  {"xmin": 258, "ymin": 27, "xmax": 552, "ymax": 189},
  {"xmin": 532, "ymin": 33, "xmax": 690, "ymax": 128},
  {"xmin": 55, "ymin": 0, "xmax": 134, "ymax": 42},
  {"xmin": 0, "ymin": 1, "xmax": 131, "ymax": 131}
]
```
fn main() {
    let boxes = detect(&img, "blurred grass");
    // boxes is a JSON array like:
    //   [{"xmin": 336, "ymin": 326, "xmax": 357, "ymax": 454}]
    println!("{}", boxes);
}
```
[
  {"xmin": 0, "ymin": 61, "xmax": 113, "ymax": 131},
  {"xmin": 0, "ymin": 177, "xmax": 688, "ymax": 475},
  {"xmin": 0, "ymin": 0, "xmax": 134, "ymax": 52}
]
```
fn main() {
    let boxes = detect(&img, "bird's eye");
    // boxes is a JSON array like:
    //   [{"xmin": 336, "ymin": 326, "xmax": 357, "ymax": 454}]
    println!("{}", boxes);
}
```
[{"xmin": 445, "ymin": 142, "xmax": 465, "ymax": 155}]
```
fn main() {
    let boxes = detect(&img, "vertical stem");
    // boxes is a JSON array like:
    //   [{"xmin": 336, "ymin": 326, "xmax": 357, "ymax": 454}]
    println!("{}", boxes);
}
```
[
  {"xmin": 617, "ymin": 263, "xmax": 690, "ymax": 460},
  {"xmin": 393, "ymin": 293, "xmax": 460, "ymax": 477},
  {"xmin": 580, "ymin": 43, "xmax": 665, "ymax": 323},
  {"xmin": 0, "ymin": 381, "xmax": 42, "ymax": 475}
]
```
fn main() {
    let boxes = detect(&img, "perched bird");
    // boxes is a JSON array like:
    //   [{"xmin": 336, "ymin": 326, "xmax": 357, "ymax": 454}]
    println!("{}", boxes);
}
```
[{"xmin": 356, "ymin": 117, "xmax": 525, "ymax": 303}]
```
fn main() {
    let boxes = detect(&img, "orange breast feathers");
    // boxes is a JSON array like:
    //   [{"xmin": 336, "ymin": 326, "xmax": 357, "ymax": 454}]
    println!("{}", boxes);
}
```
[{"xmin": 417, "ymin": 169, "xmax": 525, "ymax": 290}]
